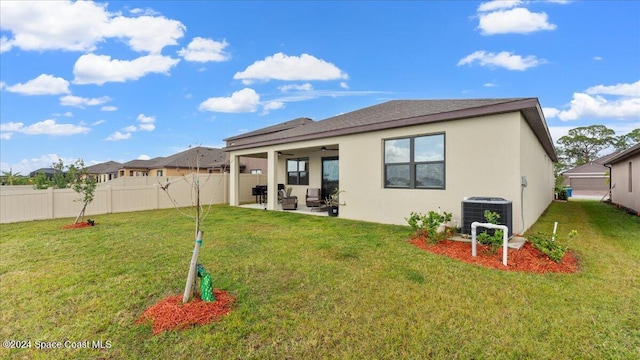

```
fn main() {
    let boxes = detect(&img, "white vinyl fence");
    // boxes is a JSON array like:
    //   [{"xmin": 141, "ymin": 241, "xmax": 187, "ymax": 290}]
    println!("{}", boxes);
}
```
[{"xmin": 0, "ymin": 173, "xmax": 268, "ymax": 224}]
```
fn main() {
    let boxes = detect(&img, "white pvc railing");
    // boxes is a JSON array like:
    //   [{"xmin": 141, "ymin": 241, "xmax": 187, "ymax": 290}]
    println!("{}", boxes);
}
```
[{"xmin": 471, "ymin": 222, "xmax": 510, "ymax": 266}]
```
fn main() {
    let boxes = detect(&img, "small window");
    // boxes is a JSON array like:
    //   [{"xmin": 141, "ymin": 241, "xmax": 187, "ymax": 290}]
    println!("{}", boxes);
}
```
[
  {"xmin": 287, "ymin": 158, "xmax": 309, "ymax": 185},
  {"xmin": 129, "ymin": 170, "xmax": 134, "ymax": 177},
  {"xmin": 250, "ymin": 169, "xmax": 262, "ymax": 174},
  {"xmin": 156, "ymin": 170, "xmax": 163, "ymax": 176},
  {"xmin": 384, "ymin": 133, "xmax": 445, "ymax": 189}
]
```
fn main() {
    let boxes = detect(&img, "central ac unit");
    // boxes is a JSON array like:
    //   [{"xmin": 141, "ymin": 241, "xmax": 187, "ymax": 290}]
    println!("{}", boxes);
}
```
[{"xmin": 461, "ymin": 197, "xmax": 513, "ymax": 238}]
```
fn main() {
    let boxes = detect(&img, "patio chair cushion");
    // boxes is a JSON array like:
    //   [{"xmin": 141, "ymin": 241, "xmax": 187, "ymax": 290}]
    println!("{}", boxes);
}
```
[
  {"xmin": 279, "ymin": 189, "xmax": 298, "ymax": 210},
  {"xmin": 306, "ymin": 188, "xmax": 322, "ymax": 207}
]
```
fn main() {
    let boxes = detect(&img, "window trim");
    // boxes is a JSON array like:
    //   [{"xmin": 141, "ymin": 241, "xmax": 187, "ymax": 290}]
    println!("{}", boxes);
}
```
[
  {"xmin": 287, "ymin": 157, "xmax": 309, "ymax": 185},
  {"xmin": 383, "ymin": 132, "xmax": 446, "ymax": 190}
]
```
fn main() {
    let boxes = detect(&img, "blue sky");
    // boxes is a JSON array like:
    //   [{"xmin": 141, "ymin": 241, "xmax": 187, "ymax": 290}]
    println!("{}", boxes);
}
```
[{"xmin": 1, "ymin": 0, "xmax": 639, "ymax": 175}]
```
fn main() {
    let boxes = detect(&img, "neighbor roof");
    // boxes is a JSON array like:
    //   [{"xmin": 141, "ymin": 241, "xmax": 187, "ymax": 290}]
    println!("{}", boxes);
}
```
[
  {"xmin": 87, "ymin": 161, "xmax": 122, "ymax": 174},
  {"xmin": 605, "ymin": 142, "xmax": 640, "ymax": 165},
  {"xmin": 120, "ymin": 147, "xmax": 226, "ymax": 170},
  {"xmin": 224, "ymin": 98, "xmax": 557, "ymax": 161}
]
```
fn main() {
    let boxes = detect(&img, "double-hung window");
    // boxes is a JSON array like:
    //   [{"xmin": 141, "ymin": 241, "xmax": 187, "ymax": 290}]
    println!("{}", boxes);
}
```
[
  {"xmin": 384, "ymin": 133, "xmax": 445, "ymax": 189},
  {"xmin": 287, "ymin": 158, "xmax": 309, "ymax": 185}
]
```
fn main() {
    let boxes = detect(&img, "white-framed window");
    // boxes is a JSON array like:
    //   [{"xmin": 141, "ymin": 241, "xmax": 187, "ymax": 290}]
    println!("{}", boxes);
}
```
[
  {"xmin": 157, "ymin": 170, "xmax": 163, "ymax": 176},
  {"xmin": 384, "ymin": 133, "xmax": 445, "ymax": 189},
  {"xmin": 250, "ymin": 169, "xmax": 262, "ymax": 174}
]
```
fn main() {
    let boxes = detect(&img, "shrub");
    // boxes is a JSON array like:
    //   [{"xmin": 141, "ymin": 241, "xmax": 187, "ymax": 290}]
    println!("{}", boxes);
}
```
[
  {"xmin": 406, "ymin": 210, "xmax": 452, "ymax": 243},
  {"xmin": 476, "ymin": 210, "xmax": 504, "ymax": 254},
  {"xmin": 528, "ymin": 230, "xmax": 577, "ymax": 263}
]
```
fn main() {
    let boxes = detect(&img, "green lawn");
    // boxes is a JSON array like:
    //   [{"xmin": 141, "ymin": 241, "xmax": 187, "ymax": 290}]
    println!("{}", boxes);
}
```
[{"xmin": 1, "ymin": 201, "xmax": 639, "ymax": 359}]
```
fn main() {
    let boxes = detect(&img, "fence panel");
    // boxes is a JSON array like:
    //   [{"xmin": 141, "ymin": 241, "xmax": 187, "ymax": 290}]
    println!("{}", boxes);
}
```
[{"xmin": 1, "ymin": 173, "xmax": 269, "ymax": 223}]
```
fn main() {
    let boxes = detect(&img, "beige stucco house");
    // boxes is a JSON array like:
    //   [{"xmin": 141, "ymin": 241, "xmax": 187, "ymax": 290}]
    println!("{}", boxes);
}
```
[
  {"xmin": 224, "ymin": 98, "xmax": 557, "ymax": 234},
  {"xmin": 606, "ymin": 142, "xmax": 640, "ymax": 214}
]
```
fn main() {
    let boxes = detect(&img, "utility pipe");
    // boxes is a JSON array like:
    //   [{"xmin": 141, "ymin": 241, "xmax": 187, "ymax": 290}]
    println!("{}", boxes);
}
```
[
  {"xmin": 471, "ymin": 222, "xmax": 510, "ymax": 266},
  {"xmin": 183, "ymin": 230, "xmax": 204, "ymax": 304}
]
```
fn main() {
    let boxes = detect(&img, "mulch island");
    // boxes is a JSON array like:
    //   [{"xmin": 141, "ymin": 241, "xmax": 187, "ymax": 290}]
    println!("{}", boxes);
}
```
[
  {"xmin": 62, "ymin": 221, "xmax": 95, "ymax": 229},
  {"xmin": 136, "ymin": 290, "xmax": 235, "ymax": 334},
  {"xmin": 410, "ymin": 237, "xmax": 579, "ymax": 273}
]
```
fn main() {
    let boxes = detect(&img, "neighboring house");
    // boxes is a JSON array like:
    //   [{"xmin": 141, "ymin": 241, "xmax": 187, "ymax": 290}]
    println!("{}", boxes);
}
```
[
  {"xmin": 605, "ymin": 142, "xmax": 640, "ymax": 214},
  {"xmin": 28, "ymin": 168, "xmax": 57, "ymax": 179},
  {"xmin": 86, "ymin": 161, "xmax": 122, "ymax": 183},
  {"xmin": 561, "ymin": 152, "xmax": 619, "ymax": 192},
  {"xmin": 224, "ymin": 98, "xmax": 557, "ymax": 233},
  {"xmin": 117, "ymin": 146, "xmax": 266, "ymax": 177}
]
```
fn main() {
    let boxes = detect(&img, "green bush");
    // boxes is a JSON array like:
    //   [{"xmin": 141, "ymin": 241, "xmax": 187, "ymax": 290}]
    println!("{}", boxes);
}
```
[
  {"xmin": 406, "ymin": 210, "xmax": 452, "ymax": 243},
  {"xmin": 476, "ymin": 210, "xmax": 504, "ymax": 254},
  {"xmin": 528, "ymin": 230, "xmax": 577, "ymax": 262}
]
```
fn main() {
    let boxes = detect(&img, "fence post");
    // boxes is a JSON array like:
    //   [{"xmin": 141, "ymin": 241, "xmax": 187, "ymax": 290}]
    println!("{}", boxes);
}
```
[
  {"xmin": 47, "ymin": 187, "xmax": 54, "ymax": 219},
  {"xmin": 106, "ymin": 186, "xmax": 112, "ymax": 213}
]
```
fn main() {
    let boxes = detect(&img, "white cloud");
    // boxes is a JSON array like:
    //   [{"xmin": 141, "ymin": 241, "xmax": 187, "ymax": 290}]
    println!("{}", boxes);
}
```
[
  {"xmin": 4, "ymin": 74, "xmax": 70, "ymax": 95},
  {"xmin": 484, "ymin": 82, "xmax": 499, "ymax": 87},
  {"xmin": 0, "ymin": 36, "xmax": 13, "ymax": 53},
  {"xmin": 234, "ymin": 53, "xmax": 348, "ymax": 84},
  {"xmin": 136, "ymin": 114, "xmax": 156, "ymax": 131},
  {"xmin": 477, "ymin": 0, "xmax": 523, "ymax": 12},
  {"xmin": 137, "ymin": 154, "xmax": 151, "ymax": 160},
  {"xmin": 93, "ymin": 120, "xmax": 106, "ymax": 126},
  {"xmin": 585, "ymin": 80, "xmax": 640, "ymax": 97},
  {"xmin": 199, "ymin": 88, "xmax": 260, "ymax": 113},
  {"xmin": 542, "ymin": 107, "xmax": 560, "ymax": 118},
  {"xmin": 106, "ymin": 131, "xmax": 131, "ymax": 141},
  {"xmin": 478, "ymin": 7, "xmax": 557, "ymax": 35},
  {"xmin": 0, "ymin": 132, "xmax": 12, "ymax": 140},
  {"xmin": 556, "ymin": 93, "xmax": 640, "ymax": 121},
  {"xmin": 340, "ymin": 82, "xmax": 349, "ymax": 89},
  {"xmin": 593, "ymin": 56, "xmax": 603, "ymax": 61},
  {"xmin": 0, "ymin": 1, "xmax": 185, "ymax": 54},
  {"xmin": 101, "ymin": 105, "xmax": 118, "ymax": 111},
  {"xmin": 278, "ymin": 83, "xmax": 313, "ymax": 92},
  {"xmin": 60, "ymin": 95, "xmax": 111, "ymax": 107},
  {"xmin": 73, "ymin": 53, "xmax": 180, "ymax": 85},
  {"xmin": 105, "ymin": 15, "xmax": 185, "ymax": 54},
  {"xmin": 123, "ymin": 125, "xmax": 138, "ymax": 132},
  {"xmin": 1, "ymin": 119, "xmax": 90, "ymax": 136},
  {"xmin": 261, "ymin": 101, "xmax": 285, "ymax": 115},
  {"xmin": 0, "ymin": 1, "xmax": 110, "ymax": 52},
  {"xmin": 458, "ymin": 50, "xmax": 543, "ymax": 71},
  {"xmin": 178, "ymin": 37, "xmax": 230, "ymax": 62},
  {"xmin": 129, "ymin": 8, "xmax": 161, "ymax": 16}
]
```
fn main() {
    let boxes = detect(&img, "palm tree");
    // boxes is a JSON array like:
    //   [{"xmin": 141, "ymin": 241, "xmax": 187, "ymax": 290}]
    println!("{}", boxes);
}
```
[{"xmin": 1, "ymin": 168, "xmax": 21, "ymax": 185}]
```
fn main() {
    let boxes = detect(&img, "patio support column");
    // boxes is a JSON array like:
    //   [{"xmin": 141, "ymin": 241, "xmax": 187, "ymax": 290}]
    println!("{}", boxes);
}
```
[
  {"xmin": 229, "ymin": 153, "xmax": 240, "ymax": 206},
  {"xmin": 266, "ymin": 150, "xmax": 278, "ymax": 210}
]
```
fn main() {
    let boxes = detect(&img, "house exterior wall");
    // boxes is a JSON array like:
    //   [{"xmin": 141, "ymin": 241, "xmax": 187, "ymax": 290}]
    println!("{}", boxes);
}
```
[
  {"xmin": 518, "ymin": 114, "xmax": 556, "ymax": 233},
  {"xmin": 610, "ymin": 153, "xmax": 640, "ymax": 213},
  {"xmin": 339, "ymin": 112, "xmax": 525, "ymax": 229}
]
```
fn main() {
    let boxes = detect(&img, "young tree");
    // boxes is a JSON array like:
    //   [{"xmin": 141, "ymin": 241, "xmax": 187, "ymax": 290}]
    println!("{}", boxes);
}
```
[
  {"xmin": 51, "ymin": 158, "xmax": 71, "ymax": 189},
  {"xmin": 70, "ymin": 159, "xmax": 97, "ymax": 224},
  {"xmin": 1, "ymin": 168, "xmax": 21, "ymax": 185},
  {"xmin": 556, "ymin": 125, "xmax": 616, "ymax": 169}
]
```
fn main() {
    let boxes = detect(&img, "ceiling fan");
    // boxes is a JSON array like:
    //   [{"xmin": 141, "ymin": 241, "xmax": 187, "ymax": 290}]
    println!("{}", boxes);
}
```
[{"xmin": 277, "ymin": 151, "xmax": 294, "ymax": 156}]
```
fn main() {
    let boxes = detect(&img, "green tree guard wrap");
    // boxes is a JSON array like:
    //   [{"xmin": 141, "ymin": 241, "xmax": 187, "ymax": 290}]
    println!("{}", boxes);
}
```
[{"xmin": 196, "ymin": 264, "xmax": 216, "ymax": 302}]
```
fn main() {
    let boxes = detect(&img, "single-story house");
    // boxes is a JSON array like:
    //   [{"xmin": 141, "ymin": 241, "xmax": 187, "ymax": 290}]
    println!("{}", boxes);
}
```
[
  {"xmin": 116, "ymin": 147, "xmax": 267, "ymax": 177},
  {"xmin": 224, "ymin": 98, "xmax": 557, "ymax": 234},
  {"xmin": 561, "ymin": 152, "xmax": 619, "ymax": 193},
  {"xmin": 605, "ymin": 142, "xmax": 640, "ymax": 214},
  {"xmin": 28, "ymin": 168, "xmax": 58, "ymax": 179},
  {"xmin": 86, "ymin": 161, "xmax": 122, "ymax": 183}
]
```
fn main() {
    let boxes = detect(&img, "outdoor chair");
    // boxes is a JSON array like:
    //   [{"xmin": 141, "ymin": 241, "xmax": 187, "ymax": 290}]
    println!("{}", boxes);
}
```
[
  {"xmin": 306, "ymin": 188, "xmax": 322, "ymax": 209},
  {"xmin": 279, "ymin": 189, "xmax": 298, "ymax": 210}
]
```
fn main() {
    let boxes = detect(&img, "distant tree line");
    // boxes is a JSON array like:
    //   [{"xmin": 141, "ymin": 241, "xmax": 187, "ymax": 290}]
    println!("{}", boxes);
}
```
[{"xmin": 556, "ymin": 125, "xmax": 640, "ymax": 173}]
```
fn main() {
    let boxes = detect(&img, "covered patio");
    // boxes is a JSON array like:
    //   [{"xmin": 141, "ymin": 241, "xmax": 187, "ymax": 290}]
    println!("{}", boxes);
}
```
[{"xmin": 228, "ymin": 142, "xmax": 340, "ymax": 213}]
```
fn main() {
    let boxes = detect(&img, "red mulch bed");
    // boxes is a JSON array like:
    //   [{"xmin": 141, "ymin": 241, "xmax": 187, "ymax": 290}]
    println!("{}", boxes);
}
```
[
  {"xmin": 62, "ymin": 222, "xmax": 95, "ymax": 229},
  {"xmin": 136, "ymin": 290, "xmax": 235, "ymax": 334},
  {"xmin": 409, "ymin": 237, "xmax": 578, "ymax": 274}
]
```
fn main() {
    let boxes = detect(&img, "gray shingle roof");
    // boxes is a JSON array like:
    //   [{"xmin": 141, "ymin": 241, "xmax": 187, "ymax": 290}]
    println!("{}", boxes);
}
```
[
  {"xmin": 120, "ymin": 147, "xmax": 226, "ymax": 169},
  {"xmin": 86, "ymin": 161, "xmax": 122, "ymax": 174},
  {"xmin": 224, "ymin": 98, "xmax": 557, "ymax": 161},
  {"xmin": 605, "ymin": 142, "xmax": 640, "ymax": 164}
]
